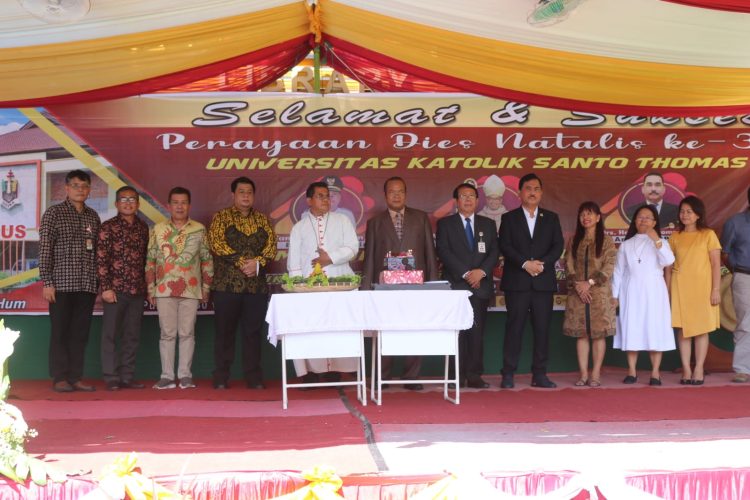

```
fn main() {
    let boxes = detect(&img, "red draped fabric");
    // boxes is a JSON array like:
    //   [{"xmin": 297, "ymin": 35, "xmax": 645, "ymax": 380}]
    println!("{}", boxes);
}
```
[
  {"xmin": 323, "ymin": 42, "xmax": 459, "ymax": 93},
  {"xmin": 6, "ymin": 37, "xmax": 310, "ymax": 107},
  {"xmin": 662, "ymin": 0, "xmax": 750, "ymax": 12},
  {"xmin": 2, "ymin": 468, "xmax": 750, "ymax": 499},
  {"xmin": 157, "ymin": 39, "xmax": 310, "ymax": 93}
]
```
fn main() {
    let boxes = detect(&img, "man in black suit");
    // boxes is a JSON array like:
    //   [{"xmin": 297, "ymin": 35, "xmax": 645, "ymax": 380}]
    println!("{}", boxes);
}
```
[
  {"xmin": 436, "ymin": 183, "xmax": 499, "ymax": 388},
  {"xmin": 362, "ymin": 176, "xmax": 439, "ymax": 390},
  {"xmin": 498, "ymin": 173, "xmax": 563, "ymax": 388},
  {"xmin": 624, "ymin": 172, "xmax": 679, "ymax": 228}
]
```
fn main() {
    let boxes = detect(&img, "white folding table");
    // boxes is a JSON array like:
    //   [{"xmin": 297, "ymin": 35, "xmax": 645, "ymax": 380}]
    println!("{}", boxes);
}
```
[
  {"xmin": 266, "ymin": 290, "xmax": 473, "ymax": 409},
  {"xmin": 266, "ymin": 291, "xmax": 367, "ymax": 409},
  {"xmin": 362, "ymin": 290, "xmax": 473, "ymax": 405}
]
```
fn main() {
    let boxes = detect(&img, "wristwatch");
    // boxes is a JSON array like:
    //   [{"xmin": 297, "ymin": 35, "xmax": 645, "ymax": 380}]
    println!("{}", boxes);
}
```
[{"xmin": 588, "ymin": 278, "xmax": 595, "ymax": 286}]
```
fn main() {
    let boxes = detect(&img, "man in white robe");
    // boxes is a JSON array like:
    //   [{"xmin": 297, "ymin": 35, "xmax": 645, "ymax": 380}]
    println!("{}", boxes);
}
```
[{"xmin": 287, "ymin": 181, "xmax": 360, "ymax": 382}]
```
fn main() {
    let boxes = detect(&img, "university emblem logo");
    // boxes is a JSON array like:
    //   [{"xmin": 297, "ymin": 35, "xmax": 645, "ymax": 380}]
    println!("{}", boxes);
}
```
[{"xmin": 1, "ymin": 169, "xmax": 20, "ymax": 210}]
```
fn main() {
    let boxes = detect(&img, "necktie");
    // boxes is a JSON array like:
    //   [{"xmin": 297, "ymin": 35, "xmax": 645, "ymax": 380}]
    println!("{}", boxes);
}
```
[
  {"xmin": 464, "ymin": 217, "xmax": 474, "ymax": 248},
  {"xmin": 394, "ymin": 212, "xmax": 403, "ymax": 240}
]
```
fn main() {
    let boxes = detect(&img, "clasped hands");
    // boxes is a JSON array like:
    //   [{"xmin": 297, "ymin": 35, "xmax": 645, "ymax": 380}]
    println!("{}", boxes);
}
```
[
  {"xmin": 574, "ymin": 281, "xmax": 593, "ymax": 304},
  {"xmin": 310, "ymin": 248, "xmax": 333, "ymax": 268},
  {"xmin": 463, "ymin": 269, "xmax": 485, "ymax": 289},
  {"xmin": 524, "ymin": 260, "xmax": 544, "ymax": 277}
]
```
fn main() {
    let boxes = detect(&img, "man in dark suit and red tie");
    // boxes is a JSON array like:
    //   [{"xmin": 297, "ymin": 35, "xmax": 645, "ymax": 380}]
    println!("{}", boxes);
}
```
[
  {"xmin": 436, "ymin": 182, "xmax": 499, "ymax": 389},
  {"xmin": 362, "ymin": 176, "xmax": 439, "ymax": 390},
  {"xmin": 498, "ymin": 173, "xmax": 563, "ymax": 389}
]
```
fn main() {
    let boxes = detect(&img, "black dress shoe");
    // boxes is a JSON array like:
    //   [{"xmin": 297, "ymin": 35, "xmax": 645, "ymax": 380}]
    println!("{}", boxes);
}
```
[
  {"xmin": 679, "ymin": 379, "xmax": 691, "ymax": 385},
  {"xmin": 531, "ymin": 377, "xmax": 557, "ymax": 388},
  {"xmin": 403, "ymin": 383, "xmax": 423, "ymax": 391},
  {"xmin": 466, "ymin": 377, "xmax": 490, "ymax": 389},
  {"xmin": 120, "ymin": 380, "xmax": 145, "ymax": 389},
  {"xmin": 213, "ymin": 381, "xmax": 228, "ymax": 390},
  {"xmin": 72, "ymin": 381, "xmax": 96, "ymax": 392},
  {"xmin": 247, "ymin": 381, "xmax": 266, "ymax": 389},
  {"xmin": 53, "ymin": 381, "xmax": 74, "ymax": 393},
  {"xmin": 691, "ymin": 378, "xmax": 704, "ymax": 386},
  {"xmin": 649, "ymin": 377, "xmax": 662, "ymax": 386},
  {"xmin": 105, "ymin": 380, "xmax": 121, "ymax": 391},
  {"xmin": 500, "ymin": 375, "xmax": 515, "ymax": 389},
  {"xmin": 623, "ymin": 375, "xmax": 638, "ymax": 384}
]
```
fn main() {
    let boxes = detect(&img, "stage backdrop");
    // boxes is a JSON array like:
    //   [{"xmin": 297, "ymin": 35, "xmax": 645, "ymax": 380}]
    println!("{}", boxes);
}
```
[{"xmin": 1, "ymin": 93, "xmax": 748, "ymax": 314}]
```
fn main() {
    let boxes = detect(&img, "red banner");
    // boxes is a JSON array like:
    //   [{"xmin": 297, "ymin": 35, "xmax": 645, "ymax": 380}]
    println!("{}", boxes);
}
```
[{"xmin": 1, "ymin": 94, "xmax": 747, "ymax": 313}]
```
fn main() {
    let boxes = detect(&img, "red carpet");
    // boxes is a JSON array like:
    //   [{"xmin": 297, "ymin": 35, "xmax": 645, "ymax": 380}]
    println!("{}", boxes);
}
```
[
  {"xmin": 26, "ymin": 414, "xmax": 365, "ymax": 453},
  {"xmin": 359, "ymin": 386, "xmax": 750, "ymax": 424},
  {"xmin": 8, "ymin": 379, "xmax": 337, "ymax": 401}
]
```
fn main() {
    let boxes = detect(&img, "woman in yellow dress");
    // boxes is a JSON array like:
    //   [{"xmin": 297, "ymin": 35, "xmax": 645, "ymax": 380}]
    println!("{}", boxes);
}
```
[{"xmin": 665, "ymin": 196, "xmax": 721, "ymax": 385}]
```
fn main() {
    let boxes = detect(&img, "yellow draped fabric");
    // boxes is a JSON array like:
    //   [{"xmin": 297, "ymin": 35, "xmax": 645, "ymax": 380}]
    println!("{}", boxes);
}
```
[
  {"xmin": 97, "ymin": 453, "xmax": 180, "ymax": 500},
  {"xmin": 269, "ymin": 466, "xmax": 345, "ymax": 499},
  {"xmin": 321, "ymin": 0, "xmax": 750, "ymax": 110},
  {"xmin": 0, "ymin": 2, "xmax": 308, "ymax": 103}
]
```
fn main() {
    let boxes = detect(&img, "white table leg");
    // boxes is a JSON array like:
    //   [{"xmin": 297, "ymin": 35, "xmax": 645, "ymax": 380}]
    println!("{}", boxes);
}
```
[
  {"xmin": 376, "ymin": 331, "xmax": 383, "ymax": 405},
  {"xmin": 370, "ymin": 333, "xmax": 376, "ymax": 403},
  {"xmin": 455, "ymin": 329, "xmax": 460, "ymax": 405},
  {"xmin": 359, "ymin": 331, "xmax": 367, "ymax": 406},
  {"xmin": 444, "ymin": 330, "xmax": 460, "ymax": 405},
  {"xmin": 281, "ymin": 337, "xmax": 288, "ymax": 410}
]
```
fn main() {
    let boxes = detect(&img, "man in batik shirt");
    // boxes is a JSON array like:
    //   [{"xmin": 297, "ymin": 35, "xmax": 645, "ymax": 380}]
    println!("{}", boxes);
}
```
[
  {"xmin": 208, "ymin": 176, "xmax": 277, "ymax": 389},
  {"xmin": 146, "ymin": 187, "xmax": 213, "ymax": 390},
  {"xmin": 40, "ymin": 169, "xmax": 101, "ymax": 393},
  {"xmin": 97, "ymin": 185, "xmax": 149, "ymax": 391}
]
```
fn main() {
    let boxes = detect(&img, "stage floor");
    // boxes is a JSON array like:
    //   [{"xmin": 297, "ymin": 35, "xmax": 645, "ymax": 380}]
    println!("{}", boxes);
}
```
[{"xmin": 10, "ymin": 369, "xmax": 750, "ymax": 491}]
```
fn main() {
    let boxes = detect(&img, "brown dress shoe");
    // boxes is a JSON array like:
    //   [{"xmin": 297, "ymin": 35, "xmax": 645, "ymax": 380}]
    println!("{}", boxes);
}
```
[
  {"xmin": 72, "ymin": 381, "xmax": 96, "ymax": 392},
  {"xmin": 53, "ymin": 381, "xmax": 74, "ymax": 393}
]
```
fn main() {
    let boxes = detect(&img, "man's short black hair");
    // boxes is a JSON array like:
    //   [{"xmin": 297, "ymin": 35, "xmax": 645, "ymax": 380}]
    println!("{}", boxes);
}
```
[
  {"xmin": 115, "ymin": 185, "xmax": 138, "ymax": 200},
  {"xmin": 168, "ymin": 186, "xmax": 191, "ymax": 204},
  {"xmin": 643, "ymin": 172, "xmax": 665, "ymax": 183},
  {"xmin": 452, "ymin": 182, "xmax": 478, "ymax": 199},
  {"xmin": 306, "ymin": 182, "xmax": 329, "ymax": 199},
  {"xmin": 231, "ymin": 176, "xmax": 255, "ymax": 193},
  {"xmin": 519, "ymin": 173, "xmax": 542, "ymax": 191},
  {"xmin": 383, "ymin": 176, "xmax": 407, "ymax": 194},
  {"xmin": 66, "ymin": 169, "xmax": 91, "ymax": 185}
]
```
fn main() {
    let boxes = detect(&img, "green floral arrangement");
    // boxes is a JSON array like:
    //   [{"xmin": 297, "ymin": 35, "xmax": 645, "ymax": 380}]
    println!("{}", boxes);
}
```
[
  {"xmin": 0, "ymin": 319, "xmax": 65, "ymax": 485},
  {"xmin": 281, "ymin": 266, "xmax": 361, "ymax": 291}
]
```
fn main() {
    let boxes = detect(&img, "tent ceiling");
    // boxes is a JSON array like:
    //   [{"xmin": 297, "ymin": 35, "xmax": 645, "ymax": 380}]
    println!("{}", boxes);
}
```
[{"xmin": 2, "ymin": 0, "xmax": 750, "ymax": 115}]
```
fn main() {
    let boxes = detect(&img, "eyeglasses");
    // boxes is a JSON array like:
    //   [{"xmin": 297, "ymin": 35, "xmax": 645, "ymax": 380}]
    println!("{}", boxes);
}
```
[
  {"xmin": 67, "ymin": 183, "xmax": 90, "ymax": 190},
  {"xmin": 458, "ymin": 194, "xmax": 477, "ymax": 200},
  {"xmin": 117, "ymin": 196, "xmax": 138, "ymax": 203}
]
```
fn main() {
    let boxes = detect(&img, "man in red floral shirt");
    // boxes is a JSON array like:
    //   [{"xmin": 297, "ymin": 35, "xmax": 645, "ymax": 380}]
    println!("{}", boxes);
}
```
[
  {"xmin": 146, "ymin": 187, "xmax": 213, "ymax": 390},
  {"xmin": 97, "ymin": 186, "xmax": 149, "ymax": 391}
]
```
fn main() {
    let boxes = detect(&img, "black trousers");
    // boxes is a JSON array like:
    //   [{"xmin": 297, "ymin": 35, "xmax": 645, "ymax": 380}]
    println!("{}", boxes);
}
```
[
  {"xmin": 49, "ymin": 291, "xmax": 96, "ymax": 383},
  {"xmin": 502, "ymin": 290, "xmax": 553, "ymax": 377},
  {"xmin": 212, "ymin": 290, "xmax": 267, "ymax": 384},
  {"xmin": 100, "ymin": 293, "xmax": 145, "ymax": 383},
  {"xmin": 449, "ymin": 295, "xmax": 488, "ymax": 382},
  {"xmin": 381, "ymin": 355, "xmax": 421, "ymax": 380}
]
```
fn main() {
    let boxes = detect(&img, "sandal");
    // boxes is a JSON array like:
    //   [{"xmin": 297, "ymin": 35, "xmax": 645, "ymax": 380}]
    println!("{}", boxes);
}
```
[
  {"xmin": 574, "ymin": 378, "xmax": 588, "ymax": 387},
  {"xmin": 589, "ymin": 379, "xmax": 601, "ymax": 387}
]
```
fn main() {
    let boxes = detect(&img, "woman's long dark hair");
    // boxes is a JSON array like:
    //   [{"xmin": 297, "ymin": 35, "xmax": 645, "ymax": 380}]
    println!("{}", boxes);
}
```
[
  {"xmin": 676, "ymin": 195, "xmax": 709, "ymax": 232},
  {"xmin": 572, "ymin": 201, "xmax": 604, "ymax": 260},
  {"xmin": 625, "ymin": 204, "xmax": 661, "ymax": 240}
]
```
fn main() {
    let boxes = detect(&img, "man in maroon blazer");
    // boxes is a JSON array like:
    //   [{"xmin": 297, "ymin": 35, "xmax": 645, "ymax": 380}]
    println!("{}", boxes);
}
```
[{"xmin": 362, "ymin": 176, "xmax": 439, "ymax": 390}]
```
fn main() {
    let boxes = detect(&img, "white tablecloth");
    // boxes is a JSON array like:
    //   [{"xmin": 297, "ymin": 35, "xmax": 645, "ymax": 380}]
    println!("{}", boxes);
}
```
[{"xmin": 266, "ymin": 290, "xmax": 474, "ymax": 346}]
